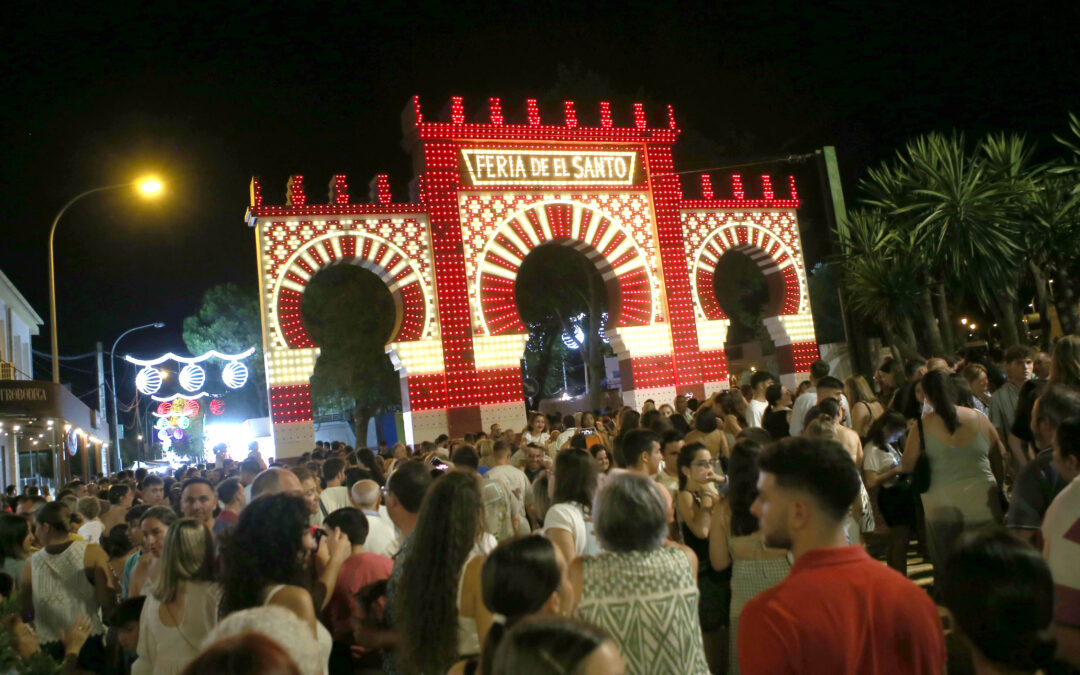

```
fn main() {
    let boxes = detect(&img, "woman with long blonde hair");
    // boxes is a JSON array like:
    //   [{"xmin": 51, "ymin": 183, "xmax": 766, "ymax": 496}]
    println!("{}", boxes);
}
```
[
  {"xmin": 132, "ymin": 518, "xmax": 219, "ymax": 675},
  {"xmin": 845, "ymin": 375, "xmax": 884, "ymax": 438}
]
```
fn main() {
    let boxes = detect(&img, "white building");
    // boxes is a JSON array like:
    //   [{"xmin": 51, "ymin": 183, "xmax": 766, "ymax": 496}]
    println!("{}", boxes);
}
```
[{"xmin": 0, "ymin": 269, "xmax": 42, "ymax": 381}]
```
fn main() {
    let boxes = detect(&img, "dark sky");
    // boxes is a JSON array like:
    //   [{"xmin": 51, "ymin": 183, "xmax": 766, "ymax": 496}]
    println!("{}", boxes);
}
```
[{"xmin": 2, "ymin": 0, "xmax": 1076, "ymax": 393}]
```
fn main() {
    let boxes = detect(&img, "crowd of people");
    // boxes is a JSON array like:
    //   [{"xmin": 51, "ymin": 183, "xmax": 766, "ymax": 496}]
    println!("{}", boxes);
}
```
[{"xmin": 1, "ymin": 336, "xmax": 1079, "ymax": 674}]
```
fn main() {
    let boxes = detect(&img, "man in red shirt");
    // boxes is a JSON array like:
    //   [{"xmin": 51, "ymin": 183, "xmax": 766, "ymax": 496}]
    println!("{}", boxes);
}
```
[
  {"xmin": 738, "ymin": 437, "xmax": 945, "ymax": 674},
  {"xmin": 322, "ymin": 507, "xmax": 394, "ymax": 645}
]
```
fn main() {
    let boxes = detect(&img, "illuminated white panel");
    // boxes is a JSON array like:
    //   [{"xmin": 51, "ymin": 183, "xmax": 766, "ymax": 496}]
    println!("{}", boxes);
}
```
[
  {"xmin": 764, "ymin": 313, "xmax": 817, "ymax": 347},
  {"xmin": 696, "ymin": 319, "xmax": 731, "ymax": 352},
  {"xmin": 610, "ymin": 325, "xmax": 673, "ymax": 358},
  {"xmin": 390, "ymin": 339, "xmax": 445, "ymax": 375},
  {"xmin": 473, "ymin": 334, "xmax": 529, "ymax": 370},
  {"xmin": 266, "ymin": 347, "xmax": 320, "ymax": 386}
]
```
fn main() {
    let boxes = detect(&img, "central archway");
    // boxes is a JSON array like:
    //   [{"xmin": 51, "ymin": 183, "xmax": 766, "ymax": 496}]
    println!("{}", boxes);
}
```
[
  {"xmin": 473, "ymin": 201, "xmax": 656, "ymax": 336},
  {"xmin": 515, "ymin": 243, "xmax": 613, "ymax": 407}
]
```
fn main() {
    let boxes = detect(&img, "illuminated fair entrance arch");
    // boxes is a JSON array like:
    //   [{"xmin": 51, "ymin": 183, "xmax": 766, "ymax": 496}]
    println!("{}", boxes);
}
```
[{"xmin": 247, "ymin": 97, "xmax": 820, "ymax": 456}]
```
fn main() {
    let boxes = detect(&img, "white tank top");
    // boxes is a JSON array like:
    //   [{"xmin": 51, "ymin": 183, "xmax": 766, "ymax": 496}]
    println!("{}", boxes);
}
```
[
  {"xmin": 264, "ymin": 584, "xmax": 332, "ymax": 675},
  {"xmin": 30, "ymin": 540, "xmax": 106, "ymax": 643}
]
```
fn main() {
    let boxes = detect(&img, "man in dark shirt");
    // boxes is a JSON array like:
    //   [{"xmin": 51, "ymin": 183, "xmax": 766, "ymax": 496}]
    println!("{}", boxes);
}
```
[{"xmin": 1007, "ymin": 385, "xmax": 1080, "ymax": 545}]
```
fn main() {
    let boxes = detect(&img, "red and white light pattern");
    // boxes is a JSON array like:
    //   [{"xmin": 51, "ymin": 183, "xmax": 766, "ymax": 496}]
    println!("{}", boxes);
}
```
[
  {"xmin": 459, "ymin": 193, "xmax": 663, "ymax": 335},
  {"xmin": 681, "ymin": 211, "xmax": 808, "ymax": 320},
  {"xmin": 261, "ymin": 217, "xmax": 438, "ymax": 350},
  {"xmin": 248, "ymin": 96, "xmax": 821, "ymax": 450}
]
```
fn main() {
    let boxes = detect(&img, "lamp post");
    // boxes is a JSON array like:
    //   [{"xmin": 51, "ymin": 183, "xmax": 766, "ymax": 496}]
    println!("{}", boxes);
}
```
[
  {"xmin": 110, "ymin": 322, "xmax": 164, "ymax": 472},
  {"xmin": 48, "ymin": 177, "xmax": 163, "ymax": 383}
]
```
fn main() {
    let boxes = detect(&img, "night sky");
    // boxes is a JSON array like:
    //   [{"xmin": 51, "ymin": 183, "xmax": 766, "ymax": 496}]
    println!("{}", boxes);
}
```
[{"xmin": 3, "ymin": 1, "xmax": 1076, "ymax": 397}]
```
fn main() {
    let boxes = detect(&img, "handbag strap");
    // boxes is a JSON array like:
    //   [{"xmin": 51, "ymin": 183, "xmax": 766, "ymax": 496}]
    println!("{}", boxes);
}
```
[{"xmin": 916, "ymin": 417, "xmax": 925, "ymax": 451}]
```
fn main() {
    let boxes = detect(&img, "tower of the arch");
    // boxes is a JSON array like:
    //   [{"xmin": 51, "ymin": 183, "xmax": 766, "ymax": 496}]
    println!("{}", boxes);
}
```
[{"xmin": 247, "ymin": 96, "xmax": 820, "ymax": 457}]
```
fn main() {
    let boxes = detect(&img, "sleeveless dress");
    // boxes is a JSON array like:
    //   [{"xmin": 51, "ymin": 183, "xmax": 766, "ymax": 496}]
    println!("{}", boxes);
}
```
[
  {"xmin": 29, "ymin": 540, "xmax": 106, "ymax": 643},
  {"xmin": 678, "ymin": 497, "xmax": 732, "ymax": 633},
  {"xmin": 575, "ymin": 547, "xmax": 710, "ymax": 675},
  {"xmin": 920, "ymin": 424, "xmax": 1003, "ymax": 577},
  {"xmin": 727, "ymin": 535, "xmax": 791, "ymax": 675},
  {"xmin": 264, "ymin": 584, "xmax": 332, "ymax": 675},
  {"xmin": 457, "ymin": 548, "xmax": 483, "ymax": 657}
]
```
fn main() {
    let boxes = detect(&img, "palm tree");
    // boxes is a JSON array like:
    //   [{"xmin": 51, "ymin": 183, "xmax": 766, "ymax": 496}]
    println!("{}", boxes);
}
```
[
  {"xmin": 836, "ymin": 209, "xmax": 924, "ymax": 361},
  {"xmin": 860, "ymin": 143, "xmax": 947, "ymax": 355},
  {"xmin": 1024, "ymin": 174, "xmax": 1080, "ymax": 336}
]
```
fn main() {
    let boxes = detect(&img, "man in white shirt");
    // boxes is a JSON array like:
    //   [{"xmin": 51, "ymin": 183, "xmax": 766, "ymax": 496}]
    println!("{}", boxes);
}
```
[
  {"xmin": 239, "ymin": 458, "xmax": 261, "ymax": 505},
  {"xmin": 747, "ymin": 371, "xmax": 775, "ymax": 428},
  {"xmin": 484, "ymin": 440, "xmax": 531, "ymax": 535},
  {"xmin": 1042, "ymin": 417, "xmax": 1080, "ymax": 669},
  {"xmin": 789, "ymin": 360, "xmax": 851, "ymax": 436},
  {"xmin": 349, "ymin": 479, "xmax": 400, "ymax": 557},
  {"xmin": 319, "ymin": 458, "xmax": 352, "ymax": 515}
]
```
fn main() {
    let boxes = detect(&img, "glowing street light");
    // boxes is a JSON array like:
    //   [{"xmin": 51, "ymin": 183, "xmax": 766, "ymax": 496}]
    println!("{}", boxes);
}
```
[
  {"xmin": 137, "ymin": 177, "xmax": 164, "ymax": 196},
  {"xmin": 48, "ymin": 176, "xmax": 166, "ymax": 383},
  {"xmin": 960, "ymin": 317, "xmax": 968, "ymax": 325}
]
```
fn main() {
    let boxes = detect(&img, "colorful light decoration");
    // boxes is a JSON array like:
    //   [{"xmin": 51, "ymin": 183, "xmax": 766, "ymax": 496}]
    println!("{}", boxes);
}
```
[
  {"xmin": 179, "ymin": 364, "xmax": 206, "ymax": 392},
  {"xmin": 153, "ymin": 394, "xmax": 202, "ymax": 441},
  {"xmin": 135, "ymin": 367, "xmax": 162, "ymax": 395},
  {"xmin": 222, "ymin": 361, "xmax": 248, "ymax": 389},
  {"xmin": 209, "ymin": 398, "xmax": 225, "ymax": 415},
  {"xmin": 249, "ymin": 96, "xmax": 821, "ymax": 445}
]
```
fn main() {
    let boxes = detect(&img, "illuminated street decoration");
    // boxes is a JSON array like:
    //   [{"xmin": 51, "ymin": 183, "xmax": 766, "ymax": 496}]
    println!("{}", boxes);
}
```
[
  {"xmin": 124, "ymin": 348, "xmax": 255, "ymax": 366},
  {"xmin": 150, "ymin": 391, "xmax": 210, "ymax": 402},
  {"xmin": 153, "ymin": 395, "xmax": 201, "ymax": 441},
  {"xmin": 135, "ymin": 367, "xmax": 162, "ymax": 395},
  {"xmin": 221, "ymin": 361, "xmax": 248, "ymax": 389},
  {"xmin": 247, "ymin": 96, "xmax": 820, "ymax": 456},
  {"xmin": 209, "ymin": 398, "xmax": 225, "ymax": 415},
  {"xmin": 179, "ymin": 364, "xmax": 206, "ymax": 392}
]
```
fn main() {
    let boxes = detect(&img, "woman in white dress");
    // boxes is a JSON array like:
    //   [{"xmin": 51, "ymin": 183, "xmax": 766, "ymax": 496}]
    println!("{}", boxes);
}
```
[
  {"xmin": 132, "ymin": 518, "xmax": 219, "ymax": 675},
  {"xmin": 219, "ymin": 492, "xmax": 351, "ymax": 675}
]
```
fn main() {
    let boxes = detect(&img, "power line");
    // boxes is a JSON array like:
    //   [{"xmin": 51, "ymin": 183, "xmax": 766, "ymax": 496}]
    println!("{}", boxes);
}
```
[
  {"xmin": 673, "ymin": 152, "xmax": 817, "ymax": 176},
  {"xmin": 31, "ymin": 348, "xmax": 100, "ymax": 361}
]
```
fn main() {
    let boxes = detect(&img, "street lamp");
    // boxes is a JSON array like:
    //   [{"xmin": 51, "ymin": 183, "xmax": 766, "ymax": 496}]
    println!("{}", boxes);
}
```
[
  {"xmin": 110, "ymin": 322, "xmax": 164, "ymax": 472},
  {"xmin": 48, "ymin": 176, "xmax": 164, "ymax": 383}
]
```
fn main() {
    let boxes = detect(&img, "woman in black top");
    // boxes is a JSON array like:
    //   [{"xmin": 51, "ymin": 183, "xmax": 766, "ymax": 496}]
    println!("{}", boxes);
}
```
[{"xmin": 761, "ymin": 383, "xmax": 791, "ymax": 441}]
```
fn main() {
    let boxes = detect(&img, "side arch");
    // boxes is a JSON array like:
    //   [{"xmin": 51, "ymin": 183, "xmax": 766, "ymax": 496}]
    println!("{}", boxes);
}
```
[{"xmin": 690, "ymin": 220, "xmax": 806, "ymax": 322}]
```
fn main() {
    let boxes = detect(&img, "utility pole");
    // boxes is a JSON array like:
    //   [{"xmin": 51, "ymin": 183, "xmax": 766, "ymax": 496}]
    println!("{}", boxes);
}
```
[
  {"xmin": 95, "ymin": 342, "xmax": 107, "ymax": 477},
  {"xmin": 816, "ymin": 147, "xmax": 872, "ymax": 378}
]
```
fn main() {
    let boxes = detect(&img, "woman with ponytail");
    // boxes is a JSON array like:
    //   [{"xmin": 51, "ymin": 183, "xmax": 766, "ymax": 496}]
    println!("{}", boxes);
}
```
[
  {"xmin": 450, "ymin": 535, "xmax": 570, "ymax": 675},
  {"xmin": 900, "ymin": 369, "xmax": 1005, "ymax": 578}
]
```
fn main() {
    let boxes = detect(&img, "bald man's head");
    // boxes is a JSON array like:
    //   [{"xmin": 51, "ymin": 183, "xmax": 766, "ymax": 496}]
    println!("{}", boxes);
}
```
[
  {"xmin": 350, "ymin": 479, "xmax": 380, "ymax": 509},
  {"xmin": 250, "ymin": 467, "xmax": 302, "ymax": 500}
]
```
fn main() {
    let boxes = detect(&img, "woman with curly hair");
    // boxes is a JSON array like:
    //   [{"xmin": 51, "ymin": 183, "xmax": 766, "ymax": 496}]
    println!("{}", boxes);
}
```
[
  {"xmin": 393, "ymin": 470, "xmax": 494, "ymax": 674},
  {"xmin": 219, "ymin": 493, "xmax": 350, "ymax": 675}
]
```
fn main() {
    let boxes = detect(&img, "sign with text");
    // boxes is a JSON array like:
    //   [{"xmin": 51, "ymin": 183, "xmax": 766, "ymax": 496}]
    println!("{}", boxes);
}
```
[{"xmin": 461, "ymin": 148, "xmax": 640, "ymax": 186}]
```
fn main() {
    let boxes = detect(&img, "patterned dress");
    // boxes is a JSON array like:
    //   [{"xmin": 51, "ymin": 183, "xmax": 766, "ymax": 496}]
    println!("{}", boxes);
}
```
[
  {"xmin": 727, "ymin": 537, "xmax": 791, "ymax": 675},
  {"xmin": 575, "ymin": 547, "xmax": 710, "ymax": 675}
]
